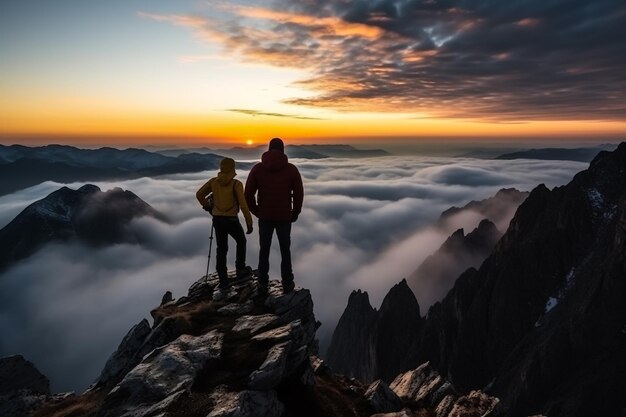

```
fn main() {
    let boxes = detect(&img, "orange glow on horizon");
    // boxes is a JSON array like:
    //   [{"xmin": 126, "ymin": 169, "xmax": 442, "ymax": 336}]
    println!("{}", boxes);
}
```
[
  {"xmin": 2, "ymin": 110, "xmax": 625, "ymax": 147},
  {"xmin": 2, "ymin": 91, "xmax": 625, "ymax": 146}
]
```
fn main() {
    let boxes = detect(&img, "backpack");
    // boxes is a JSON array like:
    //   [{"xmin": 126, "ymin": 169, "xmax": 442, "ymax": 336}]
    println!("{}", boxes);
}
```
[{"xmin": 205, "ymin": 180, "xmax": 238, "ymax": 216}]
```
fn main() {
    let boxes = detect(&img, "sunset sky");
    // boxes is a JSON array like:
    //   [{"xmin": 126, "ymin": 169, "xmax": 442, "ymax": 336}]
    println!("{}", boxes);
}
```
[{"xmin": 1, "ymin": 0, "xmax": 625, "ymax": 146}]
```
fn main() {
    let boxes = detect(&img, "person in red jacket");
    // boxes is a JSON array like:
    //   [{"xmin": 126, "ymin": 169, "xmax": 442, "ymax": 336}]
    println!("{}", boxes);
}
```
[{"xmin": 245, "ymin": 138, "xmax": 304, "ymax": 295}]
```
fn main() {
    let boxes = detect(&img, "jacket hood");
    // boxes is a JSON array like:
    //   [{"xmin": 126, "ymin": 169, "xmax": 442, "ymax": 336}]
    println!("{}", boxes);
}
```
[
  {"xmin": 261, "ymin": 150, "xmax": 288, "ymax": 172},
  {"xmin": 217, "ymin": 157, "xmax": 236, "ymax": 185}
]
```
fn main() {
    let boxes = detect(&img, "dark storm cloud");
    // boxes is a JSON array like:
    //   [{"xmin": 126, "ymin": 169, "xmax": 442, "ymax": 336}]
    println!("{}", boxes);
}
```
[
  {"xmin": 0, "ymin": 156, "xmax": 586, "ymax": 390},
  {"xmin": 145, "ymin": 0, "xmax": 626, "ymax": 120}
]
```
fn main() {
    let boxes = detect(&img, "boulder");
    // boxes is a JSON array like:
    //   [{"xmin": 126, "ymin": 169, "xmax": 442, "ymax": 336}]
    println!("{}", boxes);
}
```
[
  {"xmin": 390, "ymin": 362, "xmax": 443, "ymax": 402},
  {"xmin": 448, "ymin": 390, "xmax": 499, "ymax": 417},
  {"xmin": 249, "ymin": 342, "xmax": 291, "ymax": 389},
  {"xmin": 364, "ymin": 380, "xmax": 403, "ymax": 413},
  {"xmin": 208, "ymin": 388, "xmax": 284, "ymax": 417},
  {"xmin": 102, "ymin": 331, "xmax": 222, "ymax": 416}
]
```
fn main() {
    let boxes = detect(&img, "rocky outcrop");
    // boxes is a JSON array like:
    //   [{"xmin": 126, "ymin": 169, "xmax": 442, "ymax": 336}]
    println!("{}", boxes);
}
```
[
  {"xmin": 364, "ymin": 380, "xmax": 403, "ymax": 413},
  {"xmin": 31, "ymin": 271, "xmax": 320, "ymax": 417},
  {"xmin": 409, "ymin": 219, "xmax": 501, "ymax": 308},
  {"xmin": 327, "ymin": 280, "xmax": 422, "ymax": 382},
  {"xmin": 0, "ymin": 355, "xmax": 55, "ymax": 417},
  {"xmin": 0, "ymin": 184, "xmax": 166, "ymax": 272},
  {"xmin": 0, "ymin": 355, "xmax": 49, "ymax": 396},
  {"xmin": 364, "ymin": 363, "xmax": 499, "ymax": 417}
]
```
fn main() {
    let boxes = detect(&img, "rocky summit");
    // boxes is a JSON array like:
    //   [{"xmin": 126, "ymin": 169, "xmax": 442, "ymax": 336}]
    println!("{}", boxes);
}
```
[{"xmin": 6, "ymin": 270, "xmax": 530, "ymax": 417}]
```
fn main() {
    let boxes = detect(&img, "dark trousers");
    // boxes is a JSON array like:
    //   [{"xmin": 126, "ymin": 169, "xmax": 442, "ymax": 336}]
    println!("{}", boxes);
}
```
[
  {"xmin": 258, "ymin": 219, "xmax": 293, "ymax": 286},
  {"xmin": 213, "ymin": 216, "xmax": 246, "ymax": 280}
]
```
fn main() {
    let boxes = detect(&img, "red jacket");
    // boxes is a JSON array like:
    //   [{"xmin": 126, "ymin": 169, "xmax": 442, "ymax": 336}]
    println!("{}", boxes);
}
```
[{"xmin": 245, "ymin": 150, "xmax": 304, "ymax": 222}]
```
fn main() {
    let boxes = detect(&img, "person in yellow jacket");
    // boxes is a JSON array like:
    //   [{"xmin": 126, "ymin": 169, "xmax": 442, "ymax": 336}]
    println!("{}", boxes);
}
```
[{"xmin": 196, "ymin": 158, "xmax": 253, "ymax": 288}]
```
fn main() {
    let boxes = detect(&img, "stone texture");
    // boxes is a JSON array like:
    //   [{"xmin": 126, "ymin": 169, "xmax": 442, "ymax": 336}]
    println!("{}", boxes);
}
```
[
  {"xmin": 207, "ymin": 388, "xmax": 284, "ymax": 417},
  {"xmin": 310, "ymin": 356, "xmax": 329, "ymax": 375},
  {"xmin": 218, "ymin": 300, "xmax": 254, "ymax": 316},
  {"xmin": 249, "ymin": 342, "xmax": 291, "ymax": 389},
  {"xmin": 97, "ymin": 319, "xmax": 152, "ymax": 386},
  {"xmin": 435, "ymin": 395, "xmax": 457, "ymax": 417},
  {"xmin": 232, "ymin": 314, "xmax": 280, "ymax": 335},
  {"xmin": 364, "ymin": 380, "xmax": 403, "ymax": 413},
  {"xmin": 448, "ymin": 391, "xmax": 499, "ymax": 417},
  {"xmin": 102, "ymin": 331, "xmax": 222, "ymax": 416},
  {"xmin": 390, "ymin": 362, "xmax": 441, "ymax": 402},
  {"xmin": 252, "ymin": 320, "xmax": 305, "ymax": 344},
  {"xmin": 370, "ymin": 409, "xmax": 414, "ymax": 417}
]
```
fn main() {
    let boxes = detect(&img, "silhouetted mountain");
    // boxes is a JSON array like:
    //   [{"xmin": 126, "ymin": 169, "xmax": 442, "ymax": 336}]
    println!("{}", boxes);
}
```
[
  {"xmin": 157, "ymin": 144, "xmax": 389, "ymax": 160},
  {"xmin": 439, "ymin": 187, "xmax": 529, "ymax": 231},
  {"xmin": 297, "ymin": 145, "xmax": 389, "ymax": 158},
  {"xmin": 327, "ymin": 279, "xmax": 422, "ymax": 383},
  {"xmin": 330, "ymin": 142, "xmax": 626, "ymax": 416},
  {"xmin": 409, "ymin": 219, "xmax": 501, "ymax": 309},
  {"xmin": 495, "ymin": 143, "xmax": 617, "ymax": 162},
  {"xmin": 0, "ymin": 145, "xmax": 226, "ymax": 196},
  {"xmin": 455, "ymin": 147, "xmax": 525, "ymax": 159},
  {"xmin": 0, "ymin": 184, "xmax": 165, "ymax": 272}
]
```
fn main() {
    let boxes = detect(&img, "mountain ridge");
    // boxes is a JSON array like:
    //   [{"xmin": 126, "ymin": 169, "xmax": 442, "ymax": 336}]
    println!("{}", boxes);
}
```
[
  {"xmin": 0, "ymin": 184, "xmax": 166, "ymax": 272},
  {"xmin": 329, "ymin": 142, "xmax": 626, "ymax": 416}
]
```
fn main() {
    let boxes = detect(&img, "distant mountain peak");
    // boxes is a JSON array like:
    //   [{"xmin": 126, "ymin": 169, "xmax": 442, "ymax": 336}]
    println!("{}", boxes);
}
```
[
  {"xmin": 77, "ymin": 184, "xmax": 101, "ymax": 193},
  {"xmin": 0, "ymin": 184, "xmax": 165, "ymax": 272}
]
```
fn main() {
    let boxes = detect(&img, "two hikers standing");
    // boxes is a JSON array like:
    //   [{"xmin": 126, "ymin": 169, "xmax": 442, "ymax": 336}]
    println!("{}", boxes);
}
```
[{"xmin": 196, "ymin": 138, "xmax": 304, "ymax": 296}]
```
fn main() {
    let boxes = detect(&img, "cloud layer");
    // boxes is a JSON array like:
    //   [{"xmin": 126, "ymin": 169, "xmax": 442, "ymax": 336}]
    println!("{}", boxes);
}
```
[
  {"xmin": 142, "ymin": 0, "xmax": 626, "ymax": 120},
  {"xmin": 0, "ymin": 156, "xmax": 586, "ymax": 391}
]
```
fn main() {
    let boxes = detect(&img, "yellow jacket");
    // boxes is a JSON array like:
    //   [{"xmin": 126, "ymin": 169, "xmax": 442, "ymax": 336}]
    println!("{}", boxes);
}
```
[{"xmin": 196, "ymin": 171, "xmax": 253, "ymax": 227}]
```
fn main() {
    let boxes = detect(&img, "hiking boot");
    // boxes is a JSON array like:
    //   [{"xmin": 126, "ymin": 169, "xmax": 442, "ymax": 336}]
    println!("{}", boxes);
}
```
[
  {"xmin": 218, "ymin": 280, "xmax": 229, "ymax": 290},
  {"xmin": 255, "ymin": 282, "xmax": 269, "ymax": 298},
  {"xmin": 282, "ymin": 280, "xmax": 295, "ymax": 294},
  {"xmin": 236, "ymin": 266, "xmax": 253, "ymax": 280}
]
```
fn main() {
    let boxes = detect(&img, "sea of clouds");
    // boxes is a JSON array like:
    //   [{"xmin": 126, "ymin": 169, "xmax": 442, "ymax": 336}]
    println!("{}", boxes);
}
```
[{"xmin": 0, "ymin": 155, "xmax": 586, "ymax": 392}]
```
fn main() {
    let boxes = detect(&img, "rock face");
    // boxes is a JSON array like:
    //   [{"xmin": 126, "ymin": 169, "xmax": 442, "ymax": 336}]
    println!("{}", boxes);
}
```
[
  {"xmin": 327, "ymin": 280, "xmax": 422, "ymax": 382},
  {"xmin": 330, "ymin": 142, "xmax": 626, "ymax": 417},
  {"xmin": 409, "ymin": 219, "xmax": 501, "ymax": 308},
  {"xmin": 439, "ymin": 188, "xmax": 529, "ymax": 231},
  {"xmin": 0, "ymin": 355, "xmax": 52, "ymax": 417},
  {"xmin": 415, "ymin": 142, "xmax": 626, "ymax": 417},
  {"xmin": 0, "ymin": 184, "xmax": 166, "ymax": 271}
]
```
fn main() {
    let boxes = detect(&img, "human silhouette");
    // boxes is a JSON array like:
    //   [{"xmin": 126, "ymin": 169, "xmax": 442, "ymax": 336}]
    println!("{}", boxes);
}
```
[
  {"xmin": 245, "ymin": 138, "xmax": 304, "ymax": 295},
  {"xmin": 197, "ymin": 158, "xmax": 253, "ymax": 291}
]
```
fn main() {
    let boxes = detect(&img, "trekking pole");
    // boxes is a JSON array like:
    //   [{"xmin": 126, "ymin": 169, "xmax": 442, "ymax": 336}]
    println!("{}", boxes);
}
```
[{"xmin": 205, "ymin": 221, "xmax": 214, "ymax": 278}]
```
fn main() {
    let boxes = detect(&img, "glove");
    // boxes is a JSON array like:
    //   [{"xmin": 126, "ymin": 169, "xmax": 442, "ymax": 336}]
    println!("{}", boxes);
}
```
[
  {"xmin": 291, "ymin": 212, "xmax": 299, "ymax": 223},
  {"xmin": 246, "ymin": 224, "xmax": 253, "ymax": 234}
]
